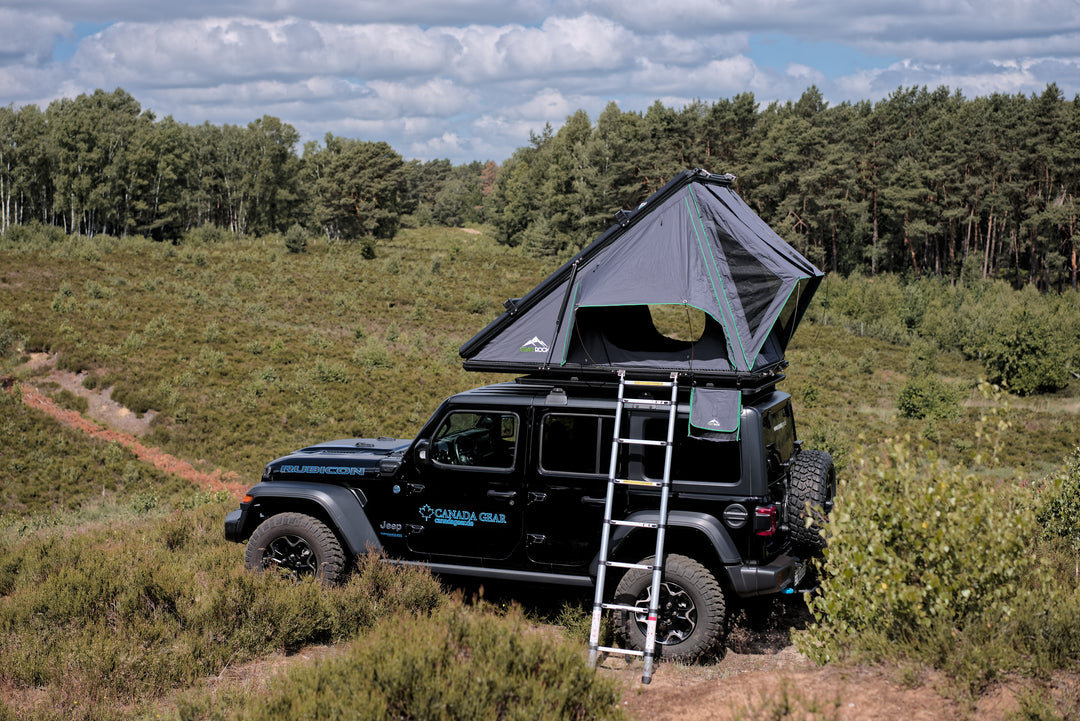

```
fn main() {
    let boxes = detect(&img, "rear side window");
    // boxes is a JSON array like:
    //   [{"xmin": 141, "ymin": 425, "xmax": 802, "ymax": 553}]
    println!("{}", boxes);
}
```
[
  {"xmin": 641, "ymin": 418, "xmax": 742, "ymax": 482},
  {"xmin": 540, "ymin": 414, "xmax": 614, "ymax": 476},
  {"xmin": 762, "ymin": 402, "xmax": 795, "ymax": 462}
]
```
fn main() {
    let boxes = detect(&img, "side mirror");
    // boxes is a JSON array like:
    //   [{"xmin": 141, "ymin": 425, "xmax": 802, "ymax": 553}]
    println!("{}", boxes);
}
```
[{"xmin": 413, "ymin": 438, "xmax": 431, "ymax": 466}]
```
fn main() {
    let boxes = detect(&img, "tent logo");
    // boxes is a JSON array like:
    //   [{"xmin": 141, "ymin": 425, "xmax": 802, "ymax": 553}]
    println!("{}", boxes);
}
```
[
  {"xmin": 707, "ymin": 418, "xmax": 723, "ymax": 428},
  {"xmin": 519, "ymin": 336, "xmax": 550, "ymax": 353}
]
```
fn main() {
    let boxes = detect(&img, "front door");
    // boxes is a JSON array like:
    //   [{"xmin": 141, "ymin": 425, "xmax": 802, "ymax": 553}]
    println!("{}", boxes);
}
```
[{"xmin": 406, "ymin": 410, "xmax": 523, "ymax": 560}]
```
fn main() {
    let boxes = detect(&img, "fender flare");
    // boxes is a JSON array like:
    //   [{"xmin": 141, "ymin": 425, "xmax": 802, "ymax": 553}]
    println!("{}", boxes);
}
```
[
  {"xmin": 594, "ymin": 509, "xmax": 742, "ymax": 574},
  {"xmin": 245, "ymin": 481, "xmax": 381, "ymax": 557}
]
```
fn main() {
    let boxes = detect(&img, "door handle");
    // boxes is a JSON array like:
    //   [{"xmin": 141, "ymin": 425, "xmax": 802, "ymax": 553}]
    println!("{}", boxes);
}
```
[
  {"xmin": 581, "ymin": 496, "xmax": 605, "ymax": 507},
  {"xmin": 486, "ymin": 490, "xmax": 518, "ymax": 501},
  {"xmin": 407, "ymin": 483, "xmax": 425, "ymax": 494}
]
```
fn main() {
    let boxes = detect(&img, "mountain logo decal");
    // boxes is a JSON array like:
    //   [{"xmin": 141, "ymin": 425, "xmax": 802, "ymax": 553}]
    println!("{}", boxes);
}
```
[{"xmin": 519, "ymin": 336, "xmax": 550, "ymax": 353}]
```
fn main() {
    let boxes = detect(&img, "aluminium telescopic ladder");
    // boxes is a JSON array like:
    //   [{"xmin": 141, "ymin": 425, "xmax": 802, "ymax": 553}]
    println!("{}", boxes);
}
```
[{"xmin": 587, "ymin": 371, "xmax": 679, "ymax": 684}]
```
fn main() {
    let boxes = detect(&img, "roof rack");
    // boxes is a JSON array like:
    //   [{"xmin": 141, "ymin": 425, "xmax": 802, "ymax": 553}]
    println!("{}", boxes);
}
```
[{"xmin": 511, "ymin": 361, "xmax": 786, "ymax": 396}]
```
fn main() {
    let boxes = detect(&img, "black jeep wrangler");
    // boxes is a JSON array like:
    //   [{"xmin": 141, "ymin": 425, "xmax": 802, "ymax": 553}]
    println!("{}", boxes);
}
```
[{"xmin": 225, "ymin": 373, "xmax": 834, "ymax": 662}]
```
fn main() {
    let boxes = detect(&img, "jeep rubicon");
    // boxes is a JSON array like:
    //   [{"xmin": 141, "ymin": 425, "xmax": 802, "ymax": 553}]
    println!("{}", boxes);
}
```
[{"xmin": 225, "ymin": 372, "xmax": 834, "ymax": 662}]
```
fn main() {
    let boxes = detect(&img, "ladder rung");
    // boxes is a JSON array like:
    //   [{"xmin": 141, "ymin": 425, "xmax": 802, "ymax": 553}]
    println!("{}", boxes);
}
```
[
  {"xmin": 604, "ymin": 560, "xmax": 655, "ymax": 571},
  {"xmin": 601, "ymin": 602, "xmax": 646, "ymax": 613},
  {"xmin": 596, "ymin": 645, "xmax": 645, "ymax": 657},
  {"xmin": 616, "ymin": 438, "xmax": 668, "ymax": 447},
  {"xmin": 623, "ymin": 380, "xmax": 674, "ymax": 387},
  {"xmin": 613, "ymin": 478, "xmax": 662, "ymax": 488},
  {"xmin": 620, "ymin": 397, "xmax": 671, "ymax": 407},
  {"xmin": 609, "ymin": 519, "xmax": 659, "ymax": 529}
]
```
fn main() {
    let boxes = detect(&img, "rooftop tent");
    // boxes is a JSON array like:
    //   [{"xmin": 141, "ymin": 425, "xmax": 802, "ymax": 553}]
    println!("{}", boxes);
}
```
[{"xmin": 460, "ymin": 169, "xmax": 823, "ymax": 381}]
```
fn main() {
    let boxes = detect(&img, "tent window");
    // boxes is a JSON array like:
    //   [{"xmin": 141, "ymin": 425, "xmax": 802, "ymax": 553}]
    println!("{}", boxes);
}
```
[
  {"xmin": 647, "ymin": 304, "xmax": 707, "ymax": 342},
  {"xmin": 715, "ymin": 229, "xmax": 783, "ymax": 339}
]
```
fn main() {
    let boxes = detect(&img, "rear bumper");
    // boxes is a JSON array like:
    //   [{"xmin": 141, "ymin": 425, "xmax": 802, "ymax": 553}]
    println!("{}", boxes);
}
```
[{"xmin": 725, "ymin": 554, "xmax": 802, "ymax": 598}]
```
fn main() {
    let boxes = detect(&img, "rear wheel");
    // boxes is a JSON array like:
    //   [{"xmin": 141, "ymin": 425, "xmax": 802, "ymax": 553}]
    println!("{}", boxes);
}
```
[
  {"xmin": 245, "ymin": 512, "xmax": 346, "ymax": 585},
  {"xmin": 787, "ymin": 449, "xmax": 836, "ymax": 555},
  {"xmin": 613, "ymin": 554, "xmax": 727, "ymax": 663}
]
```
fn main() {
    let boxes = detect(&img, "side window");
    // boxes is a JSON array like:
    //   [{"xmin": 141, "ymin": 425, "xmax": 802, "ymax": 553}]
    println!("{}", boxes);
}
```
[
  {"xmin": 431, "ymin": 411, "xmax": 517, "ymax": 469},
  {"xmin": 540, "ymin": 414, "xmax": 614, "ymax": 475},
  {"xmin": 642, "ymin": 418, "xmax": 741, "ymax": 482}
]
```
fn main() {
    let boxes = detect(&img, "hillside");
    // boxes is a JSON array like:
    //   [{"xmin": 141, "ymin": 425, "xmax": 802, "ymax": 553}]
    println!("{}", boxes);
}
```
[{"xmin": 1, "ymin": 227, "xmax": 1078, "ymax": 720}]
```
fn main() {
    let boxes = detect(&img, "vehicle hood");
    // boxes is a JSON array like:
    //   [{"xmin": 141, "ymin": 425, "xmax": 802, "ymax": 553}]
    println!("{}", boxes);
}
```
[{"xmin": 264, "ymin": 437, "xmax": 412, "ymax": 481}]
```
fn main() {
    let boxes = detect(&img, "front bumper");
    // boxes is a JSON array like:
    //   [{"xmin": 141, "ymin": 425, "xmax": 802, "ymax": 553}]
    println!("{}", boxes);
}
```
[{"xmin": 224, "ymin": 508, "xmax": 246, "ymax": 542}]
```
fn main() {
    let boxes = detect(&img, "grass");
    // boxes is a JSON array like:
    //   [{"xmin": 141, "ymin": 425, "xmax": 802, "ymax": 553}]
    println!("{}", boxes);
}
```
[
  {"xmin": 1, "ymin": 227, "xmax": 533, "ymax": 488},
  {"xmin": 2, "ymin": 225, "xmax": 1080, "ymax": 719}
]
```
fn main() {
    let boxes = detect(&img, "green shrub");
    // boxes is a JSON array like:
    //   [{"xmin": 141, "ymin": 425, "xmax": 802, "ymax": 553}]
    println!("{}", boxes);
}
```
[
  {"xmin": 905, "ymin": 337, "xmax": 938, "ymax": 376},
  {"xmin": 241, "ymin": 603, "xmax": 624, "ymax": 721},
  {"xmin": 800, "ymin": 439, "xmax": 1035, "ymax": 673},
  {"xmin": 1034, "ymin": 447, "xmax": 1080, "ymax": 553},
  {"xmin": 978, "ymin": 286, "xmax": 1069, "ymax": 396},
  {"xmin": 285, "ymin": 223, "xmax": 307, "ymax": 254},
  {"xmin": 49, "ymin": 388, "xmax": 89, "ymax": 414},
  {"xmin": 896, "ymin": 376, "xmax": 961, "ymax": 420},
  {"xmin": 315, "ymin": 358, "xmax": 350, "ymax": 384}
]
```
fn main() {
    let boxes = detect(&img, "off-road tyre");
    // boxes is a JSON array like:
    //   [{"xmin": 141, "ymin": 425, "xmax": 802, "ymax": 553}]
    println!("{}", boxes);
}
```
[
  {"xmin": 787, "ymin": 449, "xmax": 836, "ymax": 555},
  {"xmin": 245, "ymin": 512, "xmax": 346, "ymax": 585},
  {"xmin": 613, "ymin": 554, "xmax": 727, "ymax": 663}
]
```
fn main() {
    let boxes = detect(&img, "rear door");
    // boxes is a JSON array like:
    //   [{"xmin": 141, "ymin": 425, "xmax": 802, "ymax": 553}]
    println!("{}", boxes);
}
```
[{"xmin": 525, "ymin": 412, "xmax": 614, "ymax": 567}]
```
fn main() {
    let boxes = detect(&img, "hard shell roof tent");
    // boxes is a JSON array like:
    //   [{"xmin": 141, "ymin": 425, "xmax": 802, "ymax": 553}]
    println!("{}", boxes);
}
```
[{"xmin": 459, "ymin": 169, "xmax": 823, "ymax": 387}]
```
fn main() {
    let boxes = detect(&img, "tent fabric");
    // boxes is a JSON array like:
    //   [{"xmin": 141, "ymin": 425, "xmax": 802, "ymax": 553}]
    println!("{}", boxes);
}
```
[
  {"xmin": 688, "ymin": 387, "xmax": 741, "ymax": 442},
  {"xmin": 460, "ymin": 169, "xmax": 823, "ymax": 381}
]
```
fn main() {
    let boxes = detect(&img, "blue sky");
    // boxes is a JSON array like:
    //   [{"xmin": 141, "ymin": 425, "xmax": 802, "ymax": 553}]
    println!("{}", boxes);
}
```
[{"xmin": 2, "ymin": 1, "xmax": 1079, "ymax": 164}]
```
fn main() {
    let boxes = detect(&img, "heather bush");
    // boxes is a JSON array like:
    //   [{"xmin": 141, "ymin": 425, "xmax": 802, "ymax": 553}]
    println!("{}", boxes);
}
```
[
  {"xmin": 238, "ymin": 603, "xmax": 624, "ymax": 721},
  {"xmin": 0, "ymin": 505, "xmax": 445, "ymax": 714},
  {"xmin": 0, "ymin": 310, "xmax": 21, "ymax": 359}
]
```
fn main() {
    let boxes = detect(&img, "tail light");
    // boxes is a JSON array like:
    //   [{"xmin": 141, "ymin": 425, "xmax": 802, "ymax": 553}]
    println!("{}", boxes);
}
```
[{"xmin": 754, "ymin": 504, "xmax": 778, "ymax": 536}]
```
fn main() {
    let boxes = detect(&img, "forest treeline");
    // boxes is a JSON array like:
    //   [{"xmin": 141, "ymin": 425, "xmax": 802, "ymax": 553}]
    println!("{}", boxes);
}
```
[{"xmin": 1, "ymin": 84, "xmax": 1078, "ymax": 290}]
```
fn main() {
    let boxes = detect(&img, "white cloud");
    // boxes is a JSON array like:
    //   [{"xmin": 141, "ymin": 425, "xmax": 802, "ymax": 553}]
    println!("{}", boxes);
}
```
[
  {"xmin": 2, "ymin": 1, "xmax": 1080, "ymax": 163},
  {"xmin": 0, "ymin": 9, "xmax": 70, "ymax": 64}
]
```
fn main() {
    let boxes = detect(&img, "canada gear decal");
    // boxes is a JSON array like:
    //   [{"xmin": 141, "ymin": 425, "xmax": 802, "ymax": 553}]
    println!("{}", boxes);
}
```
[{"xmin": 419, "ymin": 504, "xmax": 507, "ymax": 527}]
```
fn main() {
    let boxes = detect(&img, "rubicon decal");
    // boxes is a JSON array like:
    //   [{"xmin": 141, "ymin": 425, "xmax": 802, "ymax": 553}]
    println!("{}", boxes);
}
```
[
  {"xmin": 279, "ymin": 465, "xmax": 365, "ymax": 476},
  {"xmin": 418, "ymin": 504, "xmax": 506, "ymax": 527}
]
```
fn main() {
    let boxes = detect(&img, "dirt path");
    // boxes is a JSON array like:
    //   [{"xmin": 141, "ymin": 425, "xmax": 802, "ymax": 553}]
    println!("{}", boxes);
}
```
[{"xmin": 9, "ymin": 354, "xmax": 246, "ymax": 499}]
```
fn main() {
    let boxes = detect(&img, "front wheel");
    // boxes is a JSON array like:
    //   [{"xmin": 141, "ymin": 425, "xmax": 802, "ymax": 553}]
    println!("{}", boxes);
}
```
[
  {"xmin": 245, "ymin": 512, "xmax": 346, "ymax": 585},
  {"xmin": 613, "ymin": 554, "xmax": 727, "ymax": 663}
]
